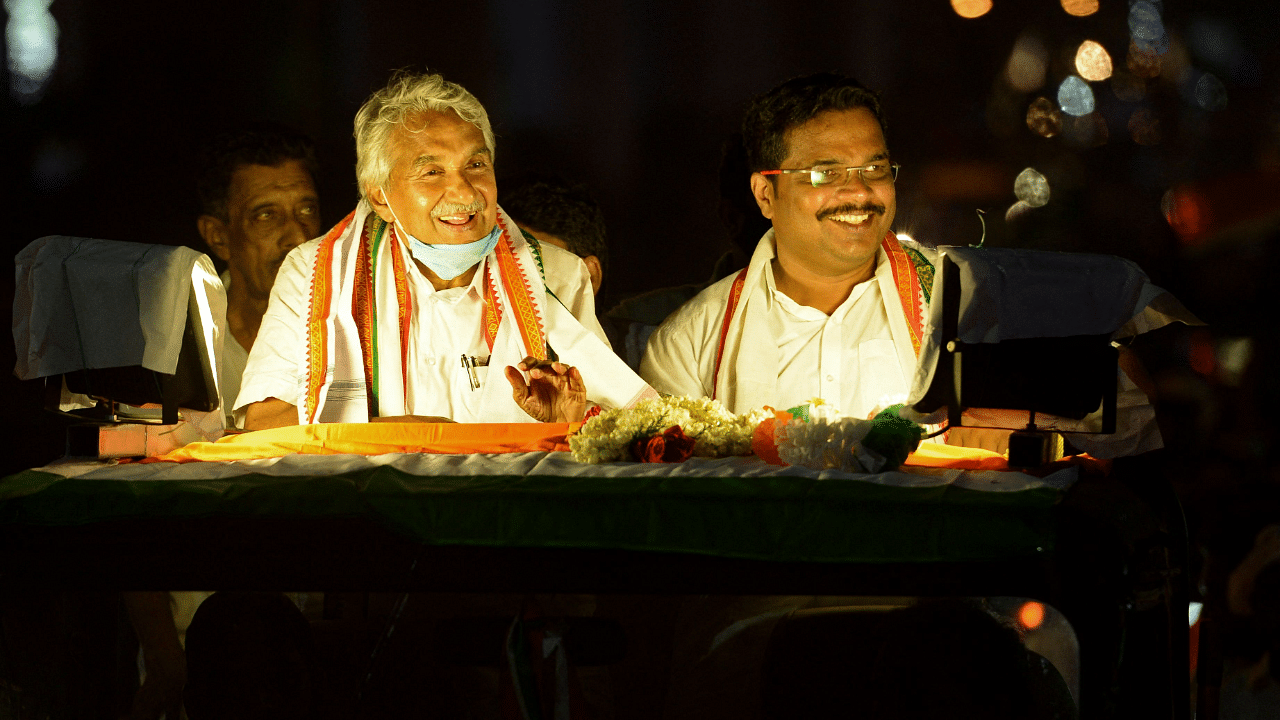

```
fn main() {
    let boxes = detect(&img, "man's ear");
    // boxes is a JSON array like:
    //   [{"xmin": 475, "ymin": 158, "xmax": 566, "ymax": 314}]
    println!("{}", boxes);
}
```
[
  {"xmin": 197, "ymin": 215, "xmax": 233, "ymax": 262},
  {"xmin": 367, "ymin": 186, "xmax": 395, "ymax": 224},
  {"xmin": 582, "ymin": 255, "xmax": 603, "ymax": 296},
  {"xmin": 749, "ymin": 173, "xmax": 776, "ymax": 221}
]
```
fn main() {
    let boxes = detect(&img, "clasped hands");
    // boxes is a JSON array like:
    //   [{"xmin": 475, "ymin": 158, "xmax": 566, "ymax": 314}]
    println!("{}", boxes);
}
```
[{"xmin": 504, "ymin": 356, "xmax": 587, "ymax": 423}]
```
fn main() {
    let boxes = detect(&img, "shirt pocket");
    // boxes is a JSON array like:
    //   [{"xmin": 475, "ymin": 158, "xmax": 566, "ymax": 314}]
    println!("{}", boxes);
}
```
[{"xmin": 855, "ymin": 338, "xmax": 908, "ymax": 406}]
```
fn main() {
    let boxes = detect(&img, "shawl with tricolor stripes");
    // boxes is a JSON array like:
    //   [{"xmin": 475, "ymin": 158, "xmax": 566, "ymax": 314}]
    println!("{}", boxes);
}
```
[{"xmin": 301, "ymin": 202, "xmax": 654, "ymax": 424}]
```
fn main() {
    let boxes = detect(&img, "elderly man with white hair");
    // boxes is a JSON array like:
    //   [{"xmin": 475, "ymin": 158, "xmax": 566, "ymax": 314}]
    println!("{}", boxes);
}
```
[{"xmin": 237, "ymin": 71, "xmax": 652, "ymax": 430}]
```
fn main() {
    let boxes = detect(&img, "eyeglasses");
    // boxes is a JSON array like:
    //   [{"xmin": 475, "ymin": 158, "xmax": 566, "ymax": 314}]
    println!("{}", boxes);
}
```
[{"xmin": 760, "ymin": 162, "xmax": 900, "ymax": 187}]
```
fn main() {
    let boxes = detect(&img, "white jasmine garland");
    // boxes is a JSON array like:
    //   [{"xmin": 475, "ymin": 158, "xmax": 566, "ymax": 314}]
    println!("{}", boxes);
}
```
[
  {"xmin": 569, "ymin": 396, "xmax": 915, "ymax": 472},
  {"xmin": 775, "ymin": 416, "xmax": 886, "ymax": 473},
  {"xmin": 569, "ymin": 396, "xmax": 768, "ymax": 464}
]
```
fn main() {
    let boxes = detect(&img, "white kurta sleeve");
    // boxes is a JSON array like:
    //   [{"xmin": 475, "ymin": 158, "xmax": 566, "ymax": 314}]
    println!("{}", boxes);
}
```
[
  {"xmin": 232, "ymin": 241, "xmax": 318, "ymax": 424},
  {"xmin": 639, "ymin": 302, "xmax": 716, "ymax": 400}
]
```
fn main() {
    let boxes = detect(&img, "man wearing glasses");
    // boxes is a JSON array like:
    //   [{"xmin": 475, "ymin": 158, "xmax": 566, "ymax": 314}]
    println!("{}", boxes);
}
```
[{"xmin": 641, "ymin": 73, "xmax": 933, "ymax": 420}]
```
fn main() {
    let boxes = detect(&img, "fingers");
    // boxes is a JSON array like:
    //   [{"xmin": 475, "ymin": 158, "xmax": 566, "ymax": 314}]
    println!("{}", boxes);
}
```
[
  {"xmin": 505, "ymin": 365, "xmax": 531, "ymax": 400},
  {"xmin": 515, "ymin": 356, "xmax": 574, "ymax": 382}
]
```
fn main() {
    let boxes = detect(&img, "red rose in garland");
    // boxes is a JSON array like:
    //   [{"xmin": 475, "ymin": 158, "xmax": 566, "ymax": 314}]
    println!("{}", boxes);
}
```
[{"xmin": 631, "ymin": 425, "xmax": 697, "ymax": 463}]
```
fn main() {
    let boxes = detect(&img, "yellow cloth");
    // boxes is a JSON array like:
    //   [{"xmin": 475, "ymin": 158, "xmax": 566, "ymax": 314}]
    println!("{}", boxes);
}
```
[
  {"xmin": 903, "ymin": 442, "xmax": 1008, "ymax": 471},
  {"xmin": 146, "ymin": 420, "xmax": 1008, "ymax": 472},
  {"xmin": 146, "ymin": 422, "xmax": 581, "ymax": 463}
]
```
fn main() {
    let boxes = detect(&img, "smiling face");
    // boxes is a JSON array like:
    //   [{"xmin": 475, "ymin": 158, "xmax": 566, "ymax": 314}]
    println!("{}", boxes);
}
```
[
  {"xmin": 201, "ymin": 159, "xmax": 320, "ymax": 301},
  {"xmin": 368, "ymin": 109, "xmax": 497, "ymax": 246},
  {"xmin": 750, "ymin": 107, "xmax": 896, "ymax": 281}
]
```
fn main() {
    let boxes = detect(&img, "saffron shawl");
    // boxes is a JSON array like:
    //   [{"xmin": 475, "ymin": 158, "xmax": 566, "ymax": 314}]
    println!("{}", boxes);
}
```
[{"xmin": 301, "ymin": 202, "xmax": 654, "ymax": 424}]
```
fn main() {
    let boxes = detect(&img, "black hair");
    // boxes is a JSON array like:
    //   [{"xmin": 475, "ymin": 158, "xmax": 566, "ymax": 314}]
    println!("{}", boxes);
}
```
[
  {"xmin": 197, "ymin": 124, "xmax": 319, "ymax": 220},
  {"xmin": 742, "ymin": 72, "xmax": 888, "ymax": 175},
  {"xmin": 501, "ymin": 174, "xmax": 609, "ymax": 275}
]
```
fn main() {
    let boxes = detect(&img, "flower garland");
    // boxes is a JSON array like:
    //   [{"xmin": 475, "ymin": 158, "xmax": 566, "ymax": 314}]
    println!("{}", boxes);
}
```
[
  {"xmin": 771, "ymin": 402, "xmax": 924, "ymax": 474},
  {"xmin": 569, "ymin": 396, "xmax": 924, "ymax": 471},
  {"xmin": 569, "ymin": 396, "xmax": 768, "ymax": 464}
]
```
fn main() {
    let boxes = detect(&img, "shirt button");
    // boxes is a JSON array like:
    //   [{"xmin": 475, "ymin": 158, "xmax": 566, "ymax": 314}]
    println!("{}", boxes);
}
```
[
  {"xmin": 826, "ymin": 374, "xmax": 834, "ymax": 382},
  {"xmin": 428, "ymin": 358, "xmax": 437, "ymax": 366}
]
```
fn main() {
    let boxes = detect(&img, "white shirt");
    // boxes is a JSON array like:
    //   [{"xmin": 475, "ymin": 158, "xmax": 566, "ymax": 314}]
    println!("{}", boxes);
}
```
[
  {"xmin": 236, "ymin": 235, "xmax": 606, "ymax": 425},
  {"xmin": 764, "ymin": 261, "xmax": 907, "ymax": 417},
  {"xmin": 217, "ymin": 270, "xmax": 250, "ymax": 425},
  {"xmin": 641, "ymin": 231, "xmax": 926, "ymax": 420}
]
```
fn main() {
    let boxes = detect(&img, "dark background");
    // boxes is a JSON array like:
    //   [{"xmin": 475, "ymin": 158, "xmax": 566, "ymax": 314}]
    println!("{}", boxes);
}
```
[{"xmin": 3, "ymin": 0, "xmax": 1280, "ymax": 471}]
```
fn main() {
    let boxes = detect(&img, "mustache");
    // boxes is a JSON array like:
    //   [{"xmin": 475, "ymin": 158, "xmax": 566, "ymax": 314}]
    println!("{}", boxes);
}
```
[
  {"xmin": 431, "ymin": 198, "xmax": 486, "ymax": 218},
  {"xmin": 816, "ymin": 203, "xmax": 885, "ymax": 221}
]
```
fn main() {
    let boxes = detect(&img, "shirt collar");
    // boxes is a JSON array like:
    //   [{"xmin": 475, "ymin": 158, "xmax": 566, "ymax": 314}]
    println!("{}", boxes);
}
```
[{"xmin": 763, "ymin": 237, "xmax": 886, "ymax": 318}]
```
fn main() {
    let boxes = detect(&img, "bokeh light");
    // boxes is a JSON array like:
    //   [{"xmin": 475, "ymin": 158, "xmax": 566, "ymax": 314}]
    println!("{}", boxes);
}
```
[
  {"xmin": 1026, "ymin": 97, "xmax": 1062, "ymax": 138},
  {"xmin": 6, "ymin": 0, "xmax": 59, "ymax": 103},
  {"xmin": 1128, "ymin": 109, "xmax": 1162, "ymax": 145},
  {"xmin": 1127, "ymin": 41, "xmax": 1162, "ymax": 79},
  {"xmin": 1215, "ymin": 339, "xmax": 1253, "ymax": 387},
  {"xmin": 1063, "ymin": 112, "xmax": 1108, "ymax": 148},
  {"xmin": 1162, "ymin": 187, "xmax": 1212, "ymax": 245},
  {"xmin": 1129, "ymin": 1, "xmax": 1165, "ymax": 41},
  {"xmin": 1194, "ymin": 72, "xmax": 1228, "ymax": 111},
  {"xmin": 1018, "ymin": 601, "xmax": 1046, "ymax": 629},
  {"xmin": 1189, "ymin": 17, "xmax": 1245, "ymax": 77},
  {"xmin": 1075, "ymin": 40, "xmax": 1113, "ymax": 82},
  {"xmin": 1014, "ymin": 168, "xmax": 1050, "ymax": 207},
  {"xmin": 1133, "ymin": 31, "xmax": 1171, "ymax": 57},
  {"xmin": 1057, "ymin": 76, "xmax": 1095, "ymax": 116},
  {"xmin": 1005, "ymin": 200, "xmax": 1033, "ymax": 224},
  {"xmin": 1006, "ymin": 34, "xmax": 1047, "ymax": 92},
  {"xmin": 951, "ymin": 0, "xmax": 992, "ymax": 19},
  {"xmin": 1189, "ymin": 332, "xmax": 1216, "ymax": 376},
  {"xmin": 1061, "ymin": 0, "xmax": 1098, "ymax": 17},
  {"xmin": 1111, "ymin": 72, "xmax": 1146, "ymax": 102}
]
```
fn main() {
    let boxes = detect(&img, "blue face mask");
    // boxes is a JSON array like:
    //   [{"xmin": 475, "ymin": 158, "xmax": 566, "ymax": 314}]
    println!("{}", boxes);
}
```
[{"xmin": 382, "ymin": 192, "xmax": 500, "ymax": 280}]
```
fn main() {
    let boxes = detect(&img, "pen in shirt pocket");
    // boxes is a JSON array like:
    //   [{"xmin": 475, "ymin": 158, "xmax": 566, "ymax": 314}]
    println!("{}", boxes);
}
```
[{"xmin": 461, "ymin": 354, "xmax": 490, "ymax": 390}]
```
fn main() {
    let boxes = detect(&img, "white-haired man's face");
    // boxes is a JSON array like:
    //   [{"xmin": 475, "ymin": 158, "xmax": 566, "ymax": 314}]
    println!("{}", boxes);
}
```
[{"xmin": 369, "ymin": 109, "xmax": 497, "ymax": 246}]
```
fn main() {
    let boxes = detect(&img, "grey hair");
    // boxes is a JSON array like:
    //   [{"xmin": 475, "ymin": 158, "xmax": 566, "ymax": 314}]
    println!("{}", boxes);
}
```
[{"xmin": 354, "ymin": 70, "xmax": 496, "ymax": 203}]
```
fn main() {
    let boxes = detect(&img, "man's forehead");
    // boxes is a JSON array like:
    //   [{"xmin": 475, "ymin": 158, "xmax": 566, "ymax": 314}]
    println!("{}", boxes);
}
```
[
  {"xmin": 228, "ymin": 160, "xmax": 316, "ymax": 203},
  {"xmin": 781, "ymin": 107, "xmax": 888, "ymax": 164},
  {"xmin": 394, "ymin": 109, "xmax": 487, "ymax": 155}
]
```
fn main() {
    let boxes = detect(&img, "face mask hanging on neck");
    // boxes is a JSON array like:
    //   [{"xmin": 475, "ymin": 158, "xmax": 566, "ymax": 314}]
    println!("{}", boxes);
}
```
[{"xmin": 381, "ymin": 191, "xmax": 501, "ymax": 280}]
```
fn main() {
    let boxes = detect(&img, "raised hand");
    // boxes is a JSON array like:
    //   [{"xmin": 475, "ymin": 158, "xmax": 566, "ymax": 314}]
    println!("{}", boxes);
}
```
[{"xmin": 505, "ymin": 356, "xmax": 587, "ymax": 423}]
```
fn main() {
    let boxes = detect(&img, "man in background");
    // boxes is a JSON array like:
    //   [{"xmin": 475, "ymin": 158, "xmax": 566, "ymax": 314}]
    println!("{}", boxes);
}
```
[
  {"xmin": 121, "ymin": 126, "xmax": 324, "ymax": 720},
  {"xmin": 502, "ymin": 174, "xmax": 609, "ymax": 297},
  {"xmin": 195, "ymin": 125, "xmax": 322, "ymax": 417}
]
